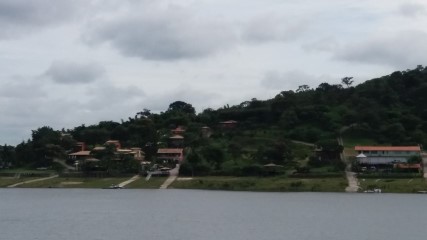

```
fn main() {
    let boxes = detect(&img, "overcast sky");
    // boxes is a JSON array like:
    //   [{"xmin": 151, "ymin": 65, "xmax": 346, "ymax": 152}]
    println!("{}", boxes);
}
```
[{"xmin": 1, "ymin": 0, "xmax": 427, "ymax": 145}]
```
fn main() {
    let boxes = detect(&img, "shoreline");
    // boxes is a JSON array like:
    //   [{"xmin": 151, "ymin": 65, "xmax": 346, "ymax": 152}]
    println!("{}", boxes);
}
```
[{"xmin": 2, "ymin": 175, "xmax": 426, "ymax": 193}]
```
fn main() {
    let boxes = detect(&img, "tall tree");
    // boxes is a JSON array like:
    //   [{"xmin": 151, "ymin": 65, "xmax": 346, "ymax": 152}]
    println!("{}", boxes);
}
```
[{"xmin": 341, "ymin": 77, "xmax": 354, "ymax": 88}]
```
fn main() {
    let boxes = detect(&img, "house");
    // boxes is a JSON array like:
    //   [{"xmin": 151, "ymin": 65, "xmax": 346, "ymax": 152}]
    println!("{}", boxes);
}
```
[
  {"xmin": 157, "ymin": 148, "xmax": 184, "ymax": 163},
  {"xmin": 68, "ymin": 151, "xmax": 91, "ymax": 161},
  {"xmin": 105, "ymin": 140, "xmax": 121, "ymax": 149},
  {"xmin": 201, "ymin": 126, "xmax": 212, "ymax": 138},
  {"xmin": 68, "ymin": 140, "xmax": 144, "ymax": 165},
  {"xmin": 355, "ymin": 146, "xmax": 421, "ymax": 164},
  {"xmin": 168, "ymin": 134, "xmax": 184, "ymax": 148},
  {"xmin": 171, "ymin": 126, "xmax": 185, "ymax": 135},
  {"xmin": 73, "ymin": 142, "xmax": 86, "ymax": 152},
  {"xmin": 116, "ymin": 148, "xmax": 145, "ymax": 161},
  {"xmin": 219, "ymin": 120, "xmax": 238, "ymax": 129},
  {"xmin": 130, "ymin": 147, "xmax": 145, "ymax": 161}
]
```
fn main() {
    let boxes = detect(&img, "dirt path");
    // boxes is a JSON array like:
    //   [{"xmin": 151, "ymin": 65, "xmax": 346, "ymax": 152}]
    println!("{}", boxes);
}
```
[
  {"xmin": 7, "ymin": 175, "xmax": 59, "ymax": 188},
  {"xmin": 160, "ymin": 164, "xmax": 180, "ymax": 189},
  {"xmin": 337, "ymin": 136, "xmax": 359, "ymax": 192},
  {"xmin": 53, "ymin": 158, "xmax": 75, "ymax": 171}
]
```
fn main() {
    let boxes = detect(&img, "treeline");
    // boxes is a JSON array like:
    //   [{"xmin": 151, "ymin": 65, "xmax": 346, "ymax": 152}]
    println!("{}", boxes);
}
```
[
  {"xmin": 2, "ymin": 65, "xmax": 427, "ymax": 169},
  {"xmin": 209, "ymin": 65, "xmax": 427, "ymax": 146}
]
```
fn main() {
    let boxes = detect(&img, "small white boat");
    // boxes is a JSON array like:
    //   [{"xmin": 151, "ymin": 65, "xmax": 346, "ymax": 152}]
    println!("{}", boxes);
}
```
[{"xmin": 364, "ymin": 188, "xmax": 381, "ymax": 193}]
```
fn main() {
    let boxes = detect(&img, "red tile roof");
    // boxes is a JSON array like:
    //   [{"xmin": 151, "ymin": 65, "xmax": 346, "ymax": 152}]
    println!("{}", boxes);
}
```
[
  {"xmin": 169, "ymin": 134, "xmax": 184, "ymax": 139},
  {"xmin": 355, "ymin": 146, "xmax": 421, "ymax": 151},
  {"xmin": 220, "ymin": 120, "xmax": 238, "ymax": 124},
  {"xmin": 69, "ymin": 151, "xmax": 91, "ymax": 156},
  {"xmin": 157, "ymin": 148, "xmax": 183, "ymax": 154}
]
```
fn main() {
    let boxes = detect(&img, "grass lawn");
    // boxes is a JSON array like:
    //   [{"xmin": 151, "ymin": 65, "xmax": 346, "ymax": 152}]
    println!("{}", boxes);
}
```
[
  {"xmin": 0, "ymin": 168, "xmax": 56, "ymax": 174},
  {"xmin": 126, "ymin": 177, "xmax": 167, "ymax": 189},
  {"xmin": 359, "ymin": 178, "xmax": 427, "ymax": 193},
  {"xmin": 0, "ymin": 177, "xmax": 39, "ymax": 187},
  {"xmin": 342, "ymin": 136, "xmax": 379, "ymax": 148},
  {"xmin": 170, "ymin": 176, "xmax": 347, "ymax": 192},
  {"xmin": 16, "ymin": 177, "xmax": 130, "ymax": 188},
  {"xmin": 341, "ymin": 129, "xmax": 382, "ymax": 148}
]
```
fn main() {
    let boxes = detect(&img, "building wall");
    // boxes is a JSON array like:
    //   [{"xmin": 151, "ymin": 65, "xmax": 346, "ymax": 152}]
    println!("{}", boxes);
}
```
[{"xmin": 357, "ymin": 150, "xmax": 419, "ymax": 157}]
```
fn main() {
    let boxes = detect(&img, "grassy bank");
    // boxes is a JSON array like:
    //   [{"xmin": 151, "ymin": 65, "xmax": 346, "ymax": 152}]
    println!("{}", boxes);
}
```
[
  {"xmin": 4, "ymin": 174, "xmax": 427, "ymax": 193},
  {"xmin": 0, "ymin": 176, "xmax": 167, "ymax": 189},
  {"xmin": 170, "ymin": 176, "xmax": 348, "ymax": 192},
  {"xmin": 126, "ymin": 177, "xmax": 167, "ymax": 189},
  {"xmin": 359, "ymin": 178, "xmax": 427, "ymax": 193},
  {"xmin": 0, "ymin": 177, "xmax": 38, "ymax": 187},
  {"xmin": 15, "ymin": 177, "xmax": 131, "ymax": 188}
]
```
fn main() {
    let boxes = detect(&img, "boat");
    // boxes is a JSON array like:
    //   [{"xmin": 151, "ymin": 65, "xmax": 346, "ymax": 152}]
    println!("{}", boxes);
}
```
[
  {"xmin": 364, "ymin": 188, "xmax": 381, "ymax": 193},
  {"xmin": 103, "ymin": 184, "xmax": 123, "ymax": 189}
]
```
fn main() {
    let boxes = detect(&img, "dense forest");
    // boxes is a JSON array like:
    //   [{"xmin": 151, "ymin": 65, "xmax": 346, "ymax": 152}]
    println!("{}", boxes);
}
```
[{"xmin": 1, "ymin": 66, "xmax": 427, "ymax": 174}]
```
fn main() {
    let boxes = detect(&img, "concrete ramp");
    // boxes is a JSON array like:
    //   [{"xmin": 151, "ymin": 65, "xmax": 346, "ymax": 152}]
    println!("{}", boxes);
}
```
[
  {"xmin": 159, "ymin": 164, "xmax": 180, "ymax": 189},
  {"xmin": 117, "ymin": 175, "xmax": 140, "ymax": 188}
]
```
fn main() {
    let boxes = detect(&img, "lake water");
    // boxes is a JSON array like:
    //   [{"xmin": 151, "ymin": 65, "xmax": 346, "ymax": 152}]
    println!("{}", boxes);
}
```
[{"xmin": 0, "ymin": 189, "xmax": 426, "ymax": 240}]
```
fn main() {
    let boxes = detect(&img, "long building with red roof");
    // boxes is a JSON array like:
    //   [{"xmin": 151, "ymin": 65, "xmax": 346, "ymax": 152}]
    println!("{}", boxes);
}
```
[{"xmin": 355, "ymin": 145, "xmax": 421, "ymax": 164}]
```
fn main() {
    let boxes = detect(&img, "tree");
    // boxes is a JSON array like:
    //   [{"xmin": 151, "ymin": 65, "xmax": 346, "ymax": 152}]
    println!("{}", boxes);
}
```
[
  {"xmin": 296, "ymin": 85, "xmax": 310, "ymax": 93},
  {"xmin": 184, "ymin": 151, "xmax": 211, "ymax": 176},
  {"xmin": 407, "ymin": 155, "xmax": 422, "ymax": 163},
  {"xmin": 167, "ymin": 101, "xmax": 196, "ymax": 115},
  {"xmin": 136, "ymin": 108, "xmax": 151, "ymax": 118},
  {"xmin": 0, "ymin": 145, "xmax": 16, "ymax": 168},
  {"xmin": 200, "ymin": 145, "xmax": 226, "ymax": 169},
  {"xmin": 31, "ymin": 127, "xmax": 63, "ymax": 167},
  {"xmin": 341, "ymin": 77, "xmax": 354, "ymax": 88},
  {"xmin": 342, "ymin": 77, "xmax": 354, "ymax": 88}
]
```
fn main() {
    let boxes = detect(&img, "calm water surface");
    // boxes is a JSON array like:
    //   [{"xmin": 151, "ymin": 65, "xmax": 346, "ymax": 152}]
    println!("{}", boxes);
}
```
[{"xmin": 0, "ymin": 189, "xmax": 426, "ymax": 240}]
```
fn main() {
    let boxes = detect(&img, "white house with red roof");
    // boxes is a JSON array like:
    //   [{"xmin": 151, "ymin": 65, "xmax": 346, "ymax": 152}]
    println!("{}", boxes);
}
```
[
  {"xmin": 355, "ymin": 146, "xmax": 421, "ymax": 164},
  {"xmin": 157, "ymin": 148, "xmax": 184, "ymax": 163}
]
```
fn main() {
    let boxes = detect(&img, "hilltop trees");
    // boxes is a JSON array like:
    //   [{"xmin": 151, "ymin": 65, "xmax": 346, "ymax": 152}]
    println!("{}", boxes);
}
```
[
  {"xmin": 0, "ymin": 145, "xmax": 16, "ymax": 168},
  {"xmin": 341, "ymin": 77, "xmax": 354, "ymax": 88}
]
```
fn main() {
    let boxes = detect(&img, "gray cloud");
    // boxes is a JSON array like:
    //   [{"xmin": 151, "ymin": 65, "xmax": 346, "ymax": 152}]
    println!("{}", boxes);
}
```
[
  {"xmin": 242, "ymin": 13, "xmax": 309, "ymax": 43},
  {"xmin": 141, "ymin": 86, "xmax": 220, "ymax": 112},
  {"xmin": 0, "ymin": 0, "xmax": 83, "ymax": 38},
  {"xmin": 85, "ymin": 5, "xmax": 237, "ymax": 61},
  {"xmin": 261, "ymin": 70, "xmax": 334, "ymax": 90},
  {"xmin": 44, "ymin": 61, "xmax": 105, "ymax": 84},
  {"xmin": 85, "ymin": 83, "xmax": 145, "ymax": 111},
  {"xmin": 0, "ymin": 75, "xmax": 45, "ymax": 99},
  {"xmin": 334, "ymin": 31, "xmax": 427, "ymax": 68},
  {"xmin": 397, "ymin": 2, "xmax": 427, "ymax": 18},
  {"xmin": 302, "ymin": 37, "xmax": 340, "ymax": 52}
]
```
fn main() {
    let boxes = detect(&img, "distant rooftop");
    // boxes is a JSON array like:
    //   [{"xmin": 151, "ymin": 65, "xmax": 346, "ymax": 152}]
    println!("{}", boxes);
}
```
[
  {"xmin": 169, "ymin": 134, "xmax": 184, "ymax": 139},
  {"xmin": 69, "ymin": 151, "xmax": 91, "ymax": 156},
  {"xmin": 157, "ymin": 148, "xmax": 183, "ymax": 154},
  {"xmin": 355, "ymin": 146, "xmax": 421, "ymax": 151}
]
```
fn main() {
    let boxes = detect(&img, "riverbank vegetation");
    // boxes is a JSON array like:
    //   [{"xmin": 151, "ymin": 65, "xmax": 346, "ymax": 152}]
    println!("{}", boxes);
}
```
[{"xmin": 171, "ymin": 177, "xmax": 348, "ymax": 192}]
